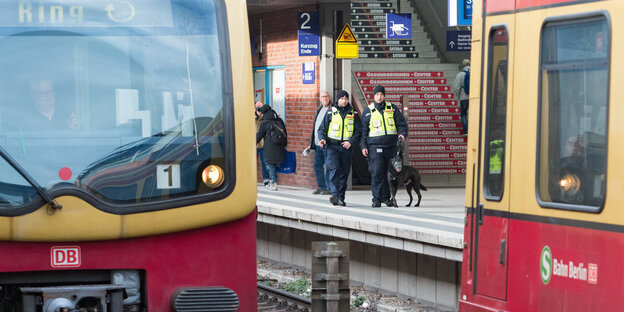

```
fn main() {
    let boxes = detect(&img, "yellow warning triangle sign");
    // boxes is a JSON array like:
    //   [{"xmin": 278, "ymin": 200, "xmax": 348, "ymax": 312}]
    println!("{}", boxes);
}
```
[{"xmin": 337, "ymin": 24, "xmax": 358, "ymax": 43}]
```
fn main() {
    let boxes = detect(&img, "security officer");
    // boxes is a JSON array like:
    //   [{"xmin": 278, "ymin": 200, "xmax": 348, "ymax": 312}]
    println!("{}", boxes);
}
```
[
  {"xmin": 318, "ymin": 90, "xmax": 362, "ymax": 206},
  {"xmin": 360, "ymin": 85, "xmax": 408, "ymax": 207}
]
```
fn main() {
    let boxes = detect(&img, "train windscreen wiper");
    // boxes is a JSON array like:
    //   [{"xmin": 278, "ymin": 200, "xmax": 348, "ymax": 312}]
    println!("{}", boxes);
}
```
[{"xmin": 0, "ymin": 145, "xmax": 62, "ymax": 210}]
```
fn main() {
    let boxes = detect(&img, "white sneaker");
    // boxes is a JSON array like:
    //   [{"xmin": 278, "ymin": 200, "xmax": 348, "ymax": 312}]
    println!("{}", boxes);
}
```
[{"xmin": 269, "ymin": 183, "xmax": 278, "ymax": 191}]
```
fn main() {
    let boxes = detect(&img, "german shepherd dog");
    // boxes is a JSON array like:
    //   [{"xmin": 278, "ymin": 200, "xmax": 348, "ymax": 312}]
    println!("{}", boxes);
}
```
[{"xmin": 388, "ymin": 141, "xmax": 427, "ymax": 207}]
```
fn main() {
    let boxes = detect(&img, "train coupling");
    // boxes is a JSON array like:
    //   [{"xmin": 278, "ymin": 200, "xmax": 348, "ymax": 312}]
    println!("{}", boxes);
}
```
[{"xmin": 20, "ymin": 284, "xmax": 126, "ymax": 312}]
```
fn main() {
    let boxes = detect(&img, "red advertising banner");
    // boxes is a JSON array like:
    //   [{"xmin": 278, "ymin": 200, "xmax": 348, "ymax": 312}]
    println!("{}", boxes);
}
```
[
  {"xmin": 408, "ymin": 144, "xmax": 467, "ymax": 152},
  {"xmin": 411, "ymin": 160, "xmax": 467, "ymax": 167},
  {"xmin": 409, "ymin": 129, "xmax": 463, "ymax": 136},
  {"xmin": 417, "ymin": 168, "xmax": 466, "ymax": 175},
  {"xmin": 408, "ymin": 115, "xmax": 461, "ymax": 122},
  {"xmin": 373, "ymin": 86, "xmax": 452, "ymax": 93},
  {"xmin": 409, "ymin": 107, "xmax": 460, "ymax": 114},
  {"xmin": 356, "ymin": 71, "xmax": 467, "ymax": 176},
  {"xmin": 361, "ymin": 85, "xmax": 450, "ymax": 92},
  {"xmin": 359, "ymin": 78, "xmax": 447, "ymax": 85},
  {"xmin": 409, "ymin": 137, "xmax": 467, "ymax": 144},
  {"xmin": 408, "ymin": 122, "xmax": 462, "ymax": 129},
  {"xmin": 409, "ymin": 152, "xmax": 467, "ymax": 159},
  {"xmin": 408, "ymin": 100, "xmax": 458, "ymax": 107},
  {"xmin": 355, "ymin": 71, "xmax": 443, "ymax": 78},
  {"xmin": 365, "ymin": 93, "xmax": 454, "ymax": 100}
]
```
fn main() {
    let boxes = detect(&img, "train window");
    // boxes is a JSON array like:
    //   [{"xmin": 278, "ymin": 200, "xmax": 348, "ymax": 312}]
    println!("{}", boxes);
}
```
[
  {"xmin": 538, "ymin": 16, "xmax": 609, "ymax": 211},
  {"xmin": 0, "ymin": 0, "xmax": 234, "ymax": 213},
  {"xmin": 483, "ymin": 27, "xmax": 509, "ymax": 200}
]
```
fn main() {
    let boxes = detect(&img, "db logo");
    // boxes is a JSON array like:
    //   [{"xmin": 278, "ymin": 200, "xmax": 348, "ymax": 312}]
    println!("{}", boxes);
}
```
[
  {"xmin": 588, "ymin": 263, "xmax": 598, "ymax": 285},
  {"xmin": 51, "ymin": 246, "xmax": 81, "ymax": 268}
]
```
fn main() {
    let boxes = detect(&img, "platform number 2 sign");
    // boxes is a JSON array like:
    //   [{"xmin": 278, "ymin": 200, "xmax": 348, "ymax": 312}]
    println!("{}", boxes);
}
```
[
  {"xmin": 157, "ymin": 164, "xmax": 181, "ymax": 189},
  {"xmin": 298, "ymin": 11, "xmax": 320, "ymax": 56},
  {"xmin": 300, "ymin": 12, "xmax": 312, "ymax": 29}
]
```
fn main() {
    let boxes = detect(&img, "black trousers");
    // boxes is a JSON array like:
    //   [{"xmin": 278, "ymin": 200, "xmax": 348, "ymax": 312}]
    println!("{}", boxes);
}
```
[
  {"xmin": 367, "ymin": 145, "xmax": 393, "ymax": 202},
  {"xmin": 326, "ymin": 144, "xmax": 352, "ymax": 200}
]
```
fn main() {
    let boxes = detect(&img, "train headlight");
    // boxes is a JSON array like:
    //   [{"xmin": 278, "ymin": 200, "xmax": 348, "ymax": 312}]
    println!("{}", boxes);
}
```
[
  {"xmin": 559, "ymin": 173, "xmax": 580, "ymax": 194},
  {"xmin": 202, "ymin": 165, "xmax": 224, "ymax": 188}
]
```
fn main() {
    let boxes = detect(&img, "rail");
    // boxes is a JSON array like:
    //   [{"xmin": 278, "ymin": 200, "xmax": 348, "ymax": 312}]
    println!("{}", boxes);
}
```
[{"xmin": 257, "ymin": 282, "xmax": 311, "ymax": 312}]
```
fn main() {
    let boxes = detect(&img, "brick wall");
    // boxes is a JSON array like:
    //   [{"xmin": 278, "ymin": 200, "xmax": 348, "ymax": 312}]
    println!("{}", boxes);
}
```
[{"xmin": 249, "ymin": 6, "xmax": 321, "ymax": 189}]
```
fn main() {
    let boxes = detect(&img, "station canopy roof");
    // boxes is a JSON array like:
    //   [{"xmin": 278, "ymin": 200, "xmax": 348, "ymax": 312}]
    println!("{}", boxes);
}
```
[{"xmin": 247, "ymin": 0, "xmax": 349, "ymax": 14}]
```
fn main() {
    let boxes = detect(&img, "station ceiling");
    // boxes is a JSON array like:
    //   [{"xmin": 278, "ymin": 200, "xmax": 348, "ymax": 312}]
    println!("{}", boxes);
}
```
[{"xmin": 247, "ymin": 0, "xmax": 349, "ymax": 14}]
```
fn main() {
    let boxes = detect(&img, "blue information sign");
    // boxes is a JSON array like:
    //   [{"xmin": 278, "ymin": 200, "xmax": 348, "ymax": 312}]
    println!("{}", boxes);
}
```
[
  {"xmin": 385, "ymin": 13, "xmax": 411, "ymax": 39},
  {"xmin": 464, "ymin": 0, "xmax": 472, "ymax": 20},
  {"xmin": 448, "ymin": 0, "xmax": 472, "ymax": 26},
  {"xmin": 302, "ymin": 62, "xmax": 315, "ymax": 84},
  {"xmin": 298, "ymin": 12, "xmax": 320, "ymax": 56},
  {"xmin": 446, "ymin": 30, "xmax": 471, "ymax": 51}
]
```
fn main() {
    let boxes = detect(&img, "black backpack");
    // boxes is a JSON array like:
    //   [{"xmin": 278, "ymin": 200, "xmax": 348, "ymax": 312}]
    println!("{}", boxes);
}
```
[
  {"xmin": 268, "ymin": 117, "xmax": 288, "ymax": 146},
  {"xmin": 462, "ymin": 69, "xmax": 470, "ymax": 95}
]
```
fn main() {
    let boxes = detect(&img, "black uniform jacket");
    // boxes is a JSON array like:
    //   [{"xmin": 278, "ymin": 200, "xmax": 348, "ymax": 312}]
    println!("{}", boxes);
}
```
[
  {"xmin": 317, "ymin": 103, "xmax": 362, "ymax": 147},
  {"xmin": 359, "ymin": 101, "xmax": 408, "ymax": 149}
]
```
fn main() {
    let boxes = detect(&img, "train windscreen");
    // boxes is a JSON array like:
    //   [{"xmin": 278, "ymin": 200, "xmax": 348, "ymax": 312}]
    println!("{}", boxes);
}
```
[{"xmin": 0, "ymin": 0, "xmax": 233, "ymax": 213}]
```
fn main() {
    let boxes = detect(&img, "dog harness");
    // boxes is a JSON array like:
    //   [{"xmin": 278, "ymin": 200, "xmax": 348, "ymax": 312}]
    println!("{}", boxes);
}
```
[
  {"xmin": 368, "ymin": 102, "xmax": 397, "ymax": 137},
  {"xmin": 327, "ymin": 107, "xmax": 355, "ymax": 140}
]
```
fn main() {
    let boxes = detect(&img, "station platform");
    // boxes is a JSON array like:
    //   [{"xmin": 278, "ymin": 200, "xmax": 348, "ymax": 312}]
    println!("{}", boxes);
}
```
[{"xmin": 257, "ymin": 185, "xmax": 465, "ymax": 262}]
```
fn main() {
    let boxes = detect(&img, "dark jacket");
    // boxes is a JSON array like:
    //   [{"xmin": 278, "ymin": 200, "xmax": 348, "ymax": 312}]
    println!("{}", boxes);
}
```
[
  {"xmin": 360, "ymin": 101, "xmax": 408, "ymax": 149},
  {"xmin": 317, "ymin": 103, "xmax": 362, "ymax": 147},
  {"xmin": 255, "ymin": 111, "xmax": 264, "ymax": 149},
  {"xmin": 256, "ymin": 108, "xmax": 286, "ymax": 165},
  {"xmin": 309, "ymin": 104, "xmax": 331, "ymax": 149}
]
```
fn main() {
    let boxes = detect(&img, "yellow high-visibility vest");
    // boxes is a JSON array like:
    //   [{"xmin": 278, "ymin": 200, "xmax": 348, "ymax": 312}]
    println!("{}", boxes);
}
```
[
  {"xmin": 368, "ymin": 102, "xmax": 397, "ymax": 137},
  {"xmin": 327, "ymin": 107, "xmax": 355, "ymax": 140},
  {"xmin": 489, "ymin": 139, "xmax": 504, "ymax": 174}
]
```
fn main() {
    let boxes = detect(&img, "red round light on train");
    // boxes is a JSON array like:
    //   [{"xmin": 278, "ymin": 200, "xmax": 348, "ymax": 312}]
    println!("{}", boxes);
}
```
[
  {"xmin": 59, "ymin": 167, "xmax": 73, "ymax": 181},
  {"xmin": 202, "ymin": 165, "xmax": 224, "ymax": 188}
]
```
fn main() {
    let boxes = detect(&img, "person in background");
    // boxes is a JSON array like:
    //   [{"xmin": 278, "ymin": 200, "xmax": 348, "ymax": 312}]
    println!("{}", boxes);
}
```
[
  {"xmin": 360, "ymin": 85, "xmax": 408, "ymax": 207},
  {"xmin": 318, "ymin": 90, "xmax": 362, "ymax": 206},
  {"xmin": 452, "ymin": 59, "xmax": 470, "ymax": 136},
  {"xmin": 29, "ymin": 79, "xmax": 80, "ymax": 130},
  {"xmin": 255, "ymin": 101, "xmax": 270, "ymax": 187},
  {"xmin": 308, "ymin": 91, "xmax": 332, "ymax": 195},
  {"xmin": 256, "ymin": 104, "xmax": 286, "ymax": 191}
]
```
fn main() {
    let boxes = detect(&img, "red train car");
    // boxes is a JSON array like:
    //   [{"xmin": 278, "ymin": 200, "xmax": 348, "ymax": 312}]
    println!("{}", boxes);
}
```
[{"xmin": 461, "ymin": 0, "xmax": 621, "ymax": 310}]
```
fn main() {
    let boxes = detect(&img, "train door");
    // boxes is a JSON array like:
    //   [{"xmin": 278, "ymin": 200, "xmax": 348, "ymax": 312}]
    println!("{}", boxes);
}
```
[{"xmin": 472, "ymin": 25, "xmax": 512, "ymax": 301}]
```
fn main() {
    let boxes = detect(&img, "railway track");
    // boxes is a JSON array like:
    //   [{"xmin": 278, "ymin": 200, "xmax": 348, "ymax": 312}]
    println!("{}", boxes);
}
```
[{"xmin": 257, "ymin": 282, "xmax": 311, "ymax": 311}]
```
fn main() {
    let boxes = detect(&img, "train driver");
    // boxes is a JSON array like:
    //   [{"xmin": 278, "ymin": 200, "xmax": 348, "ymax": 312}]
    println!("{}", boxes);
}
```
[{"xmin": 29, "ymin": 79, "xmax": 80, "ymax": 130}]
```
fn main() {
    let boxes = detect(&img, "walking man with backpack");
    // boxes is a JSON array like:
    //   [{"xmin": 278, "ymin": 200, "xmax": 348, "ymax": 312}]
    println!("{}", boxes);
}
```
[
  {"xmin": 255, "ymin": 101, "xmax": 271, "ymax": 187},
  {"xmin": 453, "ymin": 59, "xmax": 470, "ymax": 136},
  {"xmin": 256, "ymin": 104, "xmax": 287, "ymax": 191}
]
